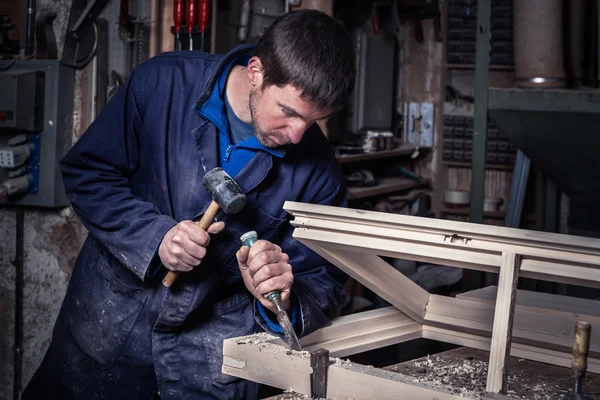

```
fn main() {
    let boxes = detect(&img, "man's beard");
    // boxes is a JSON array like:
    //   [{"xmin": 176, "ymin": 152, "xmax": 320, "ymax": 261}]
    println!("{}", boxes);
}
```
[{"xmin": 249, "ymin": 89, "xmax": 291, "ymax": 150}]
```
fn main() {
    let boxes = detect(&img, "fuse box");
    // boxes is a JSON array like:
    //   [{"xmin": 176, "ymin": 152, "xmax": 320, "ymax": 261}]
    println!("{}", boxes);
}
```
[{"xmin": 0, "ymin": 60, "xmax": 75, "ymax": 207}]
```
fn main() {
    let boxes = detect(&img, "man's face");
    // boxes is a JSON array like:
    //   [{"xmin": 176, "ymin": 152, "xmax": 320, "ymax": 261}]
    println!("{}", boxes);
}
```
[{"xmin": 249, "ymin": 83, "xmax": 331, "ymax": 149}]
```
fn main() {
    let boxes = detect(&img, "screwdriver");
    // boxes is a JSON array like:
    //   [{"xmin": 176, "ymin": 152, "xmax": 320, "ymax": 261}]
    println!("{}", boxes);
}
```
[
  {"xmin": 240, "ymin": 231, "xmax": 303, "ymax": 351},
  {"xmin": 186, "ymin": 0, "xmax": 196, "ymax": 50},
  {"xmin": 198, "ymin": 0, "xmax": 209, "ymax": 52},
  {"xmin": 173, "ymin": 0, "xmax": 182, "ymax": 50}
]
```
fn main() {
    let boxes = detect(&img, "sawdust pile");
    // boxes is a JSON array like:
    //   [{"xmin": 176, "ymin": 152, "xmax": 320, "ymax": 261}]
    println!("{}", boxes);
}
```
[
  {"xmin": 276, "ymin": 388, "xmax": 332, "ymax": 400},
  {"xmin": 389, "ymin": 355, "xmax": 570, "ymax": 399},
  {"xmin": 234, "ymin": 332, "xmax": 273, "ymax": 345}
]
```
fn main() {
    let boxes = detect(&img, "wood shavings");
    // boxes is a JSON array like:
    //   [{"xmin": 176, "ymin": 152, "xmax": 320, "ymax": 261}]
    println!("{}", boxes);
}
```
[
  {"xmin": 235, "ymin": 332, "xmax": 272, "ymax": 345},
  {"xmin": 390, "ymin": 355, "xmax": 574, "ymax": 399}
]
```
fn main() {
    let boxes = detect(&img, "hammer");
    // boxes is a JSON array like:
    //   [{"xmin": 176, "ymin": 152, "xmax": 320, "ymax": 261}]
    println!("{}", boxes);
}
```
[{"xmin": 162, "ymin": 167, "xmax": 247, "ymax": 288}]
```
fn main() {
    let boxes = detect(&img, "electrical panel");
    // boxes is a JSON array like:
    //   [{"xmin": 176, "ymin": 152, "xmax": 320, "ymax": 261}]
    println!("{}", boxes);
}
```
[{"xmin": 0, "ymin": 60, "xmax": 74, "ymax": 207}]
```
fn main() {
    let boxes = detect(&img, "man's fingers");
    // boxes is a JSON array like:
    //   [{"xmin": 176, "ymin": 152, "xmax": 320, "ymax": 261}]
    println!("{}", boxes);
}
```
[
  {"xmin": 255, "ymin": 273, "xmax": 293, "ymax": 297},
  {"xmin": 248, "ymin": 251, "xmax": 288, "ymax": 275},
  {"xmin": 237, "ymin": 246, "xmax": 250, "ymax": 270},
  {"xmin": 251, "ymin": 262, "xmax": 290, "ymax": 288},
  {"xmin": 207, "ymin": 221, "xmax": 225, "ymax": 234},
  {"xmin": 248, "ymin": 240, "xmax": 281, "ymax": 258}
]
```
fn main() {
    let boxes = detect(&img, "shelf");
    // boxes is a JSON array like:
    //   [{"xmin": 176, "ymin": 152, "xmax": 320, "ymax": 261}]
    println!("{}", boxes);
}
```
[
  {"xmin": 444, "ymin": 161, "xmax": 514, "ymax": 171},
  {"xmin": 347, "ymin": 177, "xmax": 426, "ymax": 200},
  {"xmin": 446, "ymin": 63, "xmax": 514, "ymax": 71},
  {"xmin": 336, "ymin": 145, "xmax": 417, "ymax": 164}
]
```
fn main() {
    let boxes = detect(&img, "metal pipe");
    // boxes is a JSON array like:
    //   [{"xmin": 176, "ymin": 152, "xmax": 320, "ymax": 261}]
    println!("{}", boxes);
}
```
[
  {"xmin": 25, "ymin": 0, "xmax": 36, "ymax": 57},
  {"xmin": 13, "ymin": 208, "xmax": 24, "ymax": 400}
]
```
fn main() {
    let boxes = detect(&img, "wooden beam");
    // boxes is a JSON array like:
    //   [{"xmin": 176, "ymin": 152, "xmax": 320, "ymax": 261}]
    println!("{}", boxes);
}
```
[
  {"xmin": 424, "ymin": 295, "xmax": 600, "ymax": 357},
  {"xmin": 299, "ymin": 242, "xmax": 429, "ymax": 321},
  {"xmin": 423, "ymin": 325, "xmax": 600, "ymax": 375},
  {"xmin": 284, "ymin": 202, "xmax": 600, "ymax": 258},
  {"xmin": 285, "ymin": 202, "xmax": 600, "ymax": 289},
  {"xmin": 298, "ymin": 307, "xmax": 422, "ymax": 358},
  {"xmin": 222, "ymin": 336, "xmax": 511, "ymax": 400},
  {"xmin": 457, "ymin": 286, "xmax": 600, "ymax": 319},
  {"xmin": 486, "ymin": 252, "xmax": 520, "ymax": 393}
]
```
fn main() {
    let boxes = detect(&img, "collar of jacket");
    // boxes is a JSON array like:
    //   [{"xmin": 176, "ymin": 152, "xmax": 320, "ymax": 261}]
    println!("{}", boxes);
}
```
[
  {"xmin": 194, "ymin": 44, "xmax": 285, "ymax": 159},
  {"xmin": 190, "ymin": 45, "xmax": 276, "ymax": 217}
]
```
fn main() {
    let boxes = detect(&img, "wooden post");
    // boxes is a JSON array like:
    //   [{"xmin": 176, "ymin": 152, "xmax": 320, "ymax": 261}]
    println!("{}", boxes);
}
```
[{"xmin": 486, "ymin": 252, "xmax": 520, "ymax": 393}]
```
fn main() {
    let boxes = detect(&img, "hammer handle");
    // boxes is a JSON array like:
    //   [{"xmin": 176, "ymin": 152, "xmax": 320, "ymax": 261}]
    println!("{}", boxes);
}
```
[{"xmin": 162, "ymin": 201, "xmax": 221, "ymax": 287}]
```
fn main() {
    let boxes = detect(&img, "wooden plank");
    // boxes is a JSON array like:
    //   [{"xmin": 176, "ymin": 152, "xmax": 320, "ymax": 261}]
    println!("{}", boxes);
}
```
[
  {"xmin": 486, "ymin": 252, "xmax": 519, "ymax": 393},
  {"xmin": 457, "ymin": 286, "xmax": 600, "ymax": 319},
  {"xmin": 222, "ymin": 336, "xmax": 508, "ymax": 400},
  {"xmin": 286, "ymin": 202, "xmax": 600, "ymax": 288},
  {"xmin": 284, "ymin": 201, "xmax": 600, "ymax": 255},
  {"xmin": 422, "ymin": 325, "xmax": 600, "ymax": 375},
  {"xmin": 294, "ymin": 228, "xmax": 502, "ymax": 273},
  {"xmin": 298, "ymin": 307, "xmax": 422, "ymax": 358},
  {"xmin": 300, "ymin": 243, "xmax": 429, "ymax": 321},
  {"xmin": 424, "ymin": 295, "xmax": 600, "ymax": 357},
  {"xmin": 348, "ymin": 177, "xmax": 426, "ymax": 200}
]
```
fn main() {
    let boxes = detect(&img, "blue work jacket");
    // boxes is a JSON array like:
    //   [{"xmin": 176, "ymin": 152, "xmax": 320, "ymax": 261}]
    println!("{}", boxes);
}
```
[{"xmin": 25, "ymin": 45, "xmax": 347, "ymax": 399}]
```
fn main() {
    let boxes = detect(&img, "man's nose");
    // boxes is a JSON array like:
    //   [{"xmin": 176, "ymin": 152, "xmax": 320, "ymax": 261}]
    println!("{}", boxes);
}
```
[{"xmin": 288, "ymin": 120, "xmax": 308, "ymax": 144}]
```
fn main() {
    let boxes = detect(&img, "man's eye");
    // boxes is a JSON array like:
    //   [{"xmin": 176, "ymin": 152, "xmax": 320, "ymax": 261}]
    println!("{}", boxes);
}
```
[{"xmin": 282, "ymin": 108, "xmax": 294, "ymax": 117}]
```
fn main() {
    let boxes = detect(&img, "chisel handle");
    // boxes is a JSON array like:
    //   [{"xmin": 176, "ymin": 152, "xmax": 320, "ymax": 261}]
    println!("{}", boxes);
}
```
[
  {"xmin": 240, "ymin": 231, "xmax": 282, "ymax": 309},
  {"xmin": 162, "ymin": 201, "xmax": 220, "ymax": 287},
  {"xmin": 573, "ymin": 320, "xmax": 591, "ymax": 376}
]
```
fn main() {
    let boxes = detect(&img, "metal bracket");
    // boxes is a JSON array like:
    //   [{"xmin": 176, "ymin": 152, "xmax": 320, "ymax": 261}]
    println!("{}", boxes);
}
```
[{"xmin": 404, "ymin": 102, "xmax": 434, "ymax": 148}]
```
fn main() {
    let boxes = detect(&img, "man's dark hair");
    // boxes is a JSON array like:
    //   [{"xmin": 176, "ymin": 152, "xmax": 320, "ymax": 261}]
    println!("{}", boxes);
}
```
[{"xmin": 254, "ymin": 9, "xmax": 355, "ymax": 112}]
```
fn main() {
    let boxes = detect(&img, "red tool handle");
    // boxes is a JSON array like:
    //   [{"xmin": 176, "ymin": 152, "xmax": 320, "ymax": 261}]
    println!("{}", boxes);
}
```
[
  {"xmin": 198, "ymin": 0, "xmax": 209, "ymax": 33},
  {"xmin": 173, "ymin": 0, "xmax": 182, "ymax": 34},
  {"xmin": 186, "ymin": 0, "xmax": 196, "ymax": 34}
]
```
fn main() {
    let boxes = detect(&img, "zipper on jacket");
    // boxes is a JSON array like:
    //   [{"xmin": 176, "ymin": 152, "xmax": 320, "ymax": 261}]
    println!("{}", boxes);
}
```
[{"xmin": 224, "ymin": 145, "xmax": 233, "ymax": 161}]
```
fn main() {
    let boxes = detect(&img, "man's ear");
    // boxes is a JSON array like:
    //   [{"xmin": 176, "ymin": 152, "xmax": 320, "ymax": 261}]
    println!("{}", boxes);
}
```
[{"xmin": 247, "ymin": 56, "xmax": 264, "ymax": 88}]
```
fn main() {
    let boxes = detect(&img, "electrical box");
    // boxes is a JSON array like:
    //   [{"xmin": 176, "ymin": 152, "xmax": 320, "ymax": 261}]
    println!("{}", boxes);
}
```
[
  {"xmin": 0, "ymin": 60, "xmax": 74, "ymax": 207},
  {"xmin": 0, "ymin": 70, "xmax": 45, "ymax": 132}
]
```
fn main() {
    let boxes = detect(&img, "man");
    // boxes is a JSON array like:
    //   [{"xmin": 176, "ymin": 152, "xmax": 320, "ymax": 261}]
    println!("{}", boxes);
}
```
[{"xmin": 24, "ymin": 9, "xmax": 355, "ymax": 400}]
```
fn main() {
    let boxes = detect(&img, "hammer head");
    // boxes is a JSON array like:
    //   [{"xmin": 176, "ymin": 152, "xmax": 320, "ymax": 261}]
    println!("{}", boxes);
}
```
[{"xmin": 202, "ymin": 167, "xmax": 247, "ymax": 214}]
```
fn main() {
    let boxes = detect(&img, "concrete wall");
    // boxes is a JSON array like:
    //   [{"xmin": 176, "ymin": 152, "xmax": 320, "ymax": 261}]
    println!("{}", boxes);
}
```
[{"xmin": 0, "ymin": 1, "xmax": 87, "ymax": 399}]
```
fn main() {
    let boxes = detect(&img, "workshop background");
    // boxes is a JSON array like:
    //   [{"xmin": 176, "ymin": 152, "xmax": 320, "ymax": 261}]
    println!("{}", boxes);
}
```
[{"xmin": 1, "ymin": 0, "xmax": 599, "ymax": 399}]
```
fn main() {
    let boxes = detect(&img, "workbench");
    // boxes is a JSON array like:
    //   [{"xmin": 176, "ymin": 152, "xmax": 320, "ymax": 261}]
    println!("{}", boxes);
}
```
[{"xmin": 264, "ymin": 347, "xmax": 600, "ymax": 400}]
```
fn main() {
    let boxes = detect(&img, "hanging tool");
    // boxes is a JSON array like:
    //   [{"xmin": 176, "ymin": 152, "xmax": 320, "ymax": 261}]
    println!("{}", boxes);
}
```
[
  {"xmin": 34, "ymin": 9, "xmax": 58, "ymax": 60},
  {"xmin": 186, "ymin": 0, "xmax": 195, "ymax": 50},
  {"xmin": 240, "ymin": 230, "xmax": 303, "ymax": 352},
  {"xmin": 62, "ymin": 0, "xmax": 112, "ymax": 68},
  {"xmin": 198, "ymin": 0, "xmax": 209, "ymax": 52},
  {"xmin": 567, "ymin": 321, "xmax": 593, "ymax": 400},
  {"xmin": 173, "ymin": 0, "xmax": 183, "ymax": 50},
  {"xmin": 163, "ymin": 167, "xmax": 247, "ymax": 287}
]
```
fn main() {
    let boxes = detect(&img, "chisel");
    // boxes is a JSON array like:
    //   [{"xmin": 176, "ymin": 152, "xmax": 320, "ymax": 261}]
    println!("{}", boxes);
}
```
[{"xmin": 240, "ymin": 230, "xmax": 302, "ymax": 351}]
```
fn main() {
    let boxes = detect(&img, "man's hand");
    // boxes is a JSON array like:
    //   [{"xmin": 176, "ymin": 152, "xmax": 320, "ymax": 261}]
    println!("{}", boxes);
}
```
[
  {"xmin": 159, "ymin": 220, "xmax": 225, "ymax": 272},
  {"xmin": 236, "ymin": 240, "xmax": 294, "ymax": 314}
]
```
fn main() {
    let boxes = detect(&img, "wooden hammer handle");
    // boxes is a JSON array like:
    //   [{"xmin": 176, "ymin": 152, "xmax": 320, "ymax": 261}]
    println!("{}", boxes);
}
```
[{"xmin": 162, "ymin": 201, "xmax": 221, "ymax": 287}]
